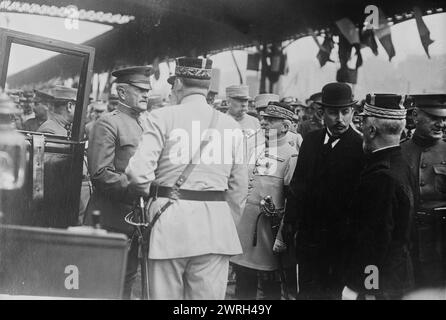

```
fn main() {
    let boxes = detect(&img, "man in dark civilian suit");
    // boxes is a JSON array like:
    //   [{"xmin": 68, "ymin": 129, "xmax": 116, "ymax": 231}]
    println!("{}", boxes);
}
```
[{"xmin": 282, "ymin": 82, "xmax": 365, "ymax": 299}]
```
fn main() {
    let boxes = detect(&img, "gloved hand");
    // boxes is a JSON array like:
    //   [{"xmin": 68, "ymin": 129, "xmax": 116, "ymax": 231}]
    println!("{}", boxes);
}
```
[{"xmin": 273, "ymin": 238, "xmax": 287, "ymax": 253}]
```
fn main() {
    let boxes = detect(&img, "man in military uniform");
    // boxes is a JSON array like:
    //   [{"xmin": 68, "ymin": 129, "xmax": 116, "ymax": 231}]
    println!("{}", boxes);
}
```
[
  {"xmin": 251, "ymin": 95, "xmax": 302, "ymax": 153},
  {"xmin": 37, "ymin": 86, "xmax": 77, "ymax": 136},
  {"xmin": 226, "ymin": 84, "xmax": 260, "ymax": 137},
  {"xmin": 20, "ymin": 96, "xmax": 34, "ymax": 124},
  {"xmin": 30, "ymin": 87, "xmax": 78, "ymax": 227},
  {"xmin": 255, "ymin": 94, "xmax": 279, "ymax": 126},
  {"xmin": 282, "ymin": 82, "xmax": 364, "ymax": 299},
  {"xmin": 298, "ymin": 92, "xmax": 324, "ymax": 139},
  {"xmin": 85, "ymin": 66, "xmax": 153, "ymax": 299},
  {"xmin": 23, "ymin": 91, "xmax": 49, "ymax": 132},
  {"xmin": 85, "ymin": 101, "xmax": 107, "ymax": 140},
  {"xmin": 343, "ymin": 94, "xmax": 416, "ymax": 300},
  {"xmin": 291, "ymin": 100, "xmax": 307, "ymax": 125},
  {"xmin": 231, "ymin": 102, "xmax": 298, "ymax": 300},
  {"xmin": 401, "ymin": 94, "xmax": 446, "ymax": 289},
  {"xmin": 245, "ymin": 94, "xmax": 280, "ymax": 161},
  {"xmin": 216, "ymin": 100, "xmax": 229, "ymax": 113},
  {"xmin": 279, "ymin": 99, "xmax": 304, "ymax": 151},
  {"xmin": 126, "ymin": 57, "xmax": 248, "ymax": 300}
]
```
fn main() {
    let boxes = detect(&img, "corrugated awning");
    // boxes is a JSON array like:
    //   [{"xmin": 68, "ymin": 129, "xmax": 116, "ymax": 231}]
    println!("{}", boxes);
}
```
[{"xmin": 4, "ymin": 0, "xmax": 446, "ymax": 87}]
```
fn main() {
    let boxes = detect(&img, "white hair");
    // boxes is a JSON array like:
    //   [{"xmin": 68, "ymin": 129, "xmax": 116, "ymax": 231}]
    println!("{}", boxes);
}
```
[{"xmin": 367, "ymin": 116, "xmax": 406, "ymax": 136}]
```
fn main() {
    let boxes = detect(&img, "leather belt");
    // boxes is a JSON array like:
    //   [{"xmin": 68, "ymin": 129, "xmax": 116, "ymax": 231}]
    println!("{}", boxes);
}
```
[{"xmin": 149, "ymin": 185, "xmax": 226, "ymax": 201}]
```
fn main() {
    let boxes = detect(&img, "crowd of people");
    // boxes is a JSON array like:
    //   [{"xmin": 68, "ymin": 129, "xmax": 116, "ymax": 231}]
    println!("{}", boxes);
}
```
[{"xmin": 5, "ymin": 56, "xmax": 446, "ymax": 300}]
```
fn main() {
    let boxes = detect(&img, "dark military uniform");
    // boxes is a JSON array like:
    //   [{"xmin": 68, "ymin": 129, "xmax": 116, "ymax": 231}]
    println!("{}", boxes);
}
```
[
  {"xmin": 401, "ymin": 136, "xmax": 446, "ymax": 288},
  {"xmin": 85, "ymin": 65, "xmax": 153, "ymax": 300},
  {"xmin": 85, "ymin": 104, "xmax": 147, "ymax": 234},
  {"xmin": 37, "ymin": 86, "xmax": 77, "ymax": 136},
  {"xmin": 345, "ymin": 146, "xmax": 416, "ymax": 299},
  {"xmin": 37, "ymin": 113, "xmax": 70, "ymax": 136},
  {"xmin": 400, "ymin": 94, "xmax": 446, "ymax": 289},
  {"xmin": 85, "ymin": 103, "xmax": 148, "ymax": 299},
  {"xmin": 23, "ymin": 117, "xmax": 46, "ymax": 132},
  {"xmin": 34, "ymin": 88, "xmax": 77, "ymax": 227}
]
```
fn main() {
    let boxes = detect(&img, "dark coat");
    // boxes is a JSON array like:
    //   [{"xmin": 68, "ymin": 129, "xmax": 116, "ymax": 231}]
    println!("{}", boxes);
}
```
[
  {"xmin": 285, "ymin": 126, "xmax": 364, "ymax": 241},
  {"xmin": 345, "ymin": 146, "xmax": 416, "ymax": 299},
  {"xmin": 284, "ymin": 126, "xmax": 364, "ymax": 297},
  {"xmin": 401, "ymin": 135, "xmax": 446, "ymax": 211},
  {"xmin": 85, "ymin": 104, "xmax": 146, "ymax": 235},
  {"xmin": 37, "ymin": 113, "xmax": 70, "ymax": 136},
  {"xmin": 400, "ymin": 134, "xmax": 446, "ymax": 286}
]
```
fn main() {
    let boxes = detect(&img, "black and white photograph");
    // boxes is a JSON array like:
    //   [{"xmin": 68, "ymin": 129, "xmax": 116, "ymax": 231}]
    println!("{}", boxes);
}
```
[{"xmin": 0, "ymin": 0, "xmax": 445, "ymax": 306}]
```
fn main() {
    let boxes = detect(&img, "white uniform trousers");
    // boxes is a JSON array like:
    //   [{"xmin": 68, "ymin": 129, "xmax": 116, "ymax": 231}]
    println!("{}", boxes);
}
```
[{"xmin": 148, "ymin": 254, "xmax": 230, "ymax": 300}]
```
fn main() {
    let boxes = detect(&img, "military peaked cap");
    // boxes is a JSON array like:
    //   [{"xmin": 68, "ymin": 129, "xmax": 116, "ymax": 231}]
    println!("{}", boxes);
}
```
[
  {"xmin": 360, "ymin": 94, "xmax": 407, "ymax": 120},
  {"xmin": 112, "ymin": 66, "xmax": 153, "ymax": 90},
  {"xmin": 167, "ymin": 57, "xmax": 213, "ymax": 85}
]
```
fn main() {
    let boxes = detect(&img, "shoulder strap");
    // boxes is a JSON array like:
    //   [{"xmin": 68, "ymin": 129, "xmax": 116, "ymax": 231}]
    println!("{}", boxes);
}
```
[{"xmin": 171, "ymin": 109, "xmax": 220, "ymax": 192}]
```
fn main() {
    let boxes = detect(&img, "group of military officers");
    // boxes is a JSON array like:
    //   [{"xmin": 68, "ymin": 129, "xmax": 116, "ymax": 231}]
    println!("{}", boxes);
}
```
[{"xmin": 11, "ymin": 55, "xmax": 445, "ymax": 300}]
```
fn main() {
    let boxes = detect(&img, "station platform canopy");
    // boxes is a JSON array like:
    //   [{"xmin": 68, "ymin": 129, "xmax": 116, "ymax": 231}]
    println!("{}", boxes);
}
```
[{"xmin": 3, "ymin": 0, "xmax": 446, "ymax": 86}]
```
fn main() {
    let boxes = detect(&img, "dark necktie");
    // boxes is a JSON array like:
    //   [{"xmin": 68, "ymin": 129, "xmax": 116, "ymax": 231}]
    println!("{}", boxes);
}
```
[
  {"xmin": 323, "ymin": 133, "xmax": 339, "ymax": 155},
  {"xmin": 327, "ymin": 133, "xmax": 339, "ymax": 148}
]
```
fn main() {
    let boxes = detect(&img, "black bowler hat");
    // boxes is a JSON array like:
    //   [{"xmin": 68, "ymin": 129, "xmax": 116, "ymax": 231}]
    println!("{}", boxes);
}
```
[
  {"xmin": 167, "ymin": 57, "xmax": 213, "ymax": 85},
  {"xmin": 112, "ymin": 66, "xmax": 153, "ymax": 90},
  {"xmin": 316, "ymin": 82, "xmax": 357, "ymax": 108},
  {"xmin": 406, "ymin": 94, "xmax": 446, "ymax": 117},
  {"xmin": 360, "ymin": 94, "xmax": 406, "ymax": 120}
]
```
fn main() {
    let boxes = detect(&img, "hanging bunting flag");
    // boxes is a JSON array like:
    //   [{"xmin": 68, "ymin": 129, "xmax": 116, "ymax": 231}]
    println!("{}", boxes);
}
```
[
  {"xmin": 413, "ymin": 6, "xmax": 434, "ymax": 58},
  {"xmin": 353, "ymin": 44, "xmax": 363, "ymax": 69},
  {"xmin": 283, "ymin": 52, "xmax": 290, "ymax": 75},
  {"xmin": 375, "ymin": 9, "xmax": 396, "ymax": 61},
  {"xmin": 338, "ymin": 34, "xmax": 352, "ymax": 67},
  {"xmin": 316, "ymin": 35, "xmax": 334, "ymax": 67},
  {"xmin": 336, "ymin": 67, "xmax": 358, "ymax": 84},
  {"xmin": 360, "ymin": 29, "xmax": 379, "ymax": 55},
  {"xmin": 247, "ymin": 53, "xmax": 261, "ymax": 71},
  {"xmin": 337, "ymin": 33, "xmax": 361, "ymax": 84},
  {"xmin": 376, "ymin": 30, "xmax": 395, "ymax": 61},
  {"xmin": 283, "ymin": 53, "xmax": 290, "ymax": 75},
  {"xmin": 335, "ymin": 18, "xmax": 360, "ymax": 44},
  {"xmin": 309, "ymin": 28, "xmax": 325, "ymax": 51}
]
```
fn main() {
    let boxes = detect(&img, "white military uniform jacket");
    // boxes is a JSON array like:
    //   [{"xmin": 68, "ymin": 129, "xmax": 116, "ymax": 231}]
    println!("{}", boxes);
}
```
[
  {"xmin": 286, "ymin": 131, "xmax": 303, "ymax": 151},
  {"xmin": 231, "ymin": 134, "xmax": 298, "ymax": 271},
  {"xmin": 245, "ymin": 129, "xmax": 302, "ymax": 161},
  {"xmin": 126, "ymin": 94, "xmax": 248, "ymax": 259}
]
